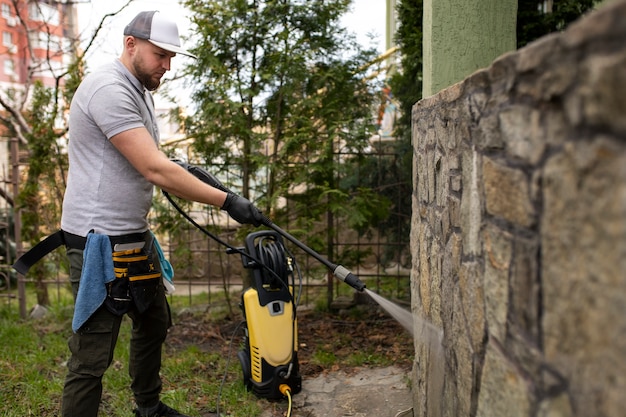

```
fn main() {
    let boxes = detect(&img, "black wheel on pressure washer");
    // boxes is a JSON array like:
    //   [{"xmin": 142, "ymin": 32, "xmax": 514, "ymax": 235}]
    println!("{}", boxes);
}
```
[{"xmin": 237, "ymin": 350, "xmax": 252, "ymax": 390}]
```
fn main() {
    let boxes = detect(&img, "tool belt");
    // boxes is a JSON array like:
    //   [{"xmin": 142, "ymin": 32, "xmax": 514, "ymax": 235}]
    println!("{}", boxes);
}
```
[
  {"xmin": 13, "ymin": 229, "xmax": 150, "ymax": 275},
  {"xmin": 13, "ymin": 229, "xmax": 162, "ymax": 315},
  {"xmin": 107, "ymin": 236, "xmax": 162, "ymax": 315}
]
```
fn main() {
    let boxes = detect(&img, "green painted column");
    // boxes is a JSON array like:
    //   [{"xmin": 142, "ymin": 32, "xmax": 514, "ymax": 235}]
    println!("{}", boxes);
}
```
[{"xmin": 423, "ymin": 0, "xmax": 517, "ymax": 97}]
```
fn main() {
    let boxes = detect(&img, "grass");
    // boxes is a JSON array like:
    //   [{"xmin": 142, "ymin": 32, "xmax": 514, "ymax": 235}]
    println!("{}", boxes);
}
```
[
  {"xmin": 0, "ymin": 276, "xmax": 413, "ymax": 416},
  {"xmin": 0, "ymin": 292, "xmax": 262, "ymax": 417},
  {"xmin": 0, "ymin": 304, "xmax": 69, "ymax": 416}
]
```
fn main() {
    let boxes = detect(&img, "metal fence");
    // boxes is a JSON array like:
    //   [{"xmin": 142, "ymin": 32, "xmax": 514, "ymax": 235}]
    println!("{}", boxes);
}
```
[{"xmin": 0, "ymin": 135, "xmax": 411, "ymax": 317}]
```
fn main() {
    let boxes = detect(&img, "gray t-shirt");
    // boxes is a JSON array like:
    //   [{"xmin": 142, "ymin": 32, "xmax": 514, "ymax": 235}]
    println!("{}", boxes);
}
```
[{"xmin": 61, "ymin": 60, "xmax": 159, "ymax": 236}]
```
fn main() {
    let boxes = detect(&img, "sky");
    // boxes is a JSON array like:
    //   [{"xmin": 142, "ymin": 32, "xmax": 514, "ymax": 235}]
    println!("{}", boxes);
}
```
[
  {"xmin": 76, "ymin": 0, "xmax": 388, "ymax": 106},
  {"xmin": 77, "ymin": 0, "xmax": 387, "ymax": 56}
]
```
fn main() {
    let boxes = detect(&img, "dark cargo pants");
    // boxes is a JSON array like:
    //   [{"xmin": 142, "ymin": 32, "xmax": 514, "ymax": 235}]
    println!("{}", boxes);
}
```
[{"xmin": 61, "ymin": 247, "xmax": 171, "ymax": 417}]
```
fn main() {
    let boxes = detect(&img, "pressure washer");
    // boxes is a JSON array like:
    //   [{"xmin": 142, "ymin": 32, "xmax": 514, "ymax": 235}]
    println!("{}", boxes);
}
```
[
  {"xmin": 232, "ymin": 230, "xmax": 302, "ymax": 399},
  {"xmin": 165, "ymin": 160, "xmax": 366, "ymax": 406}
]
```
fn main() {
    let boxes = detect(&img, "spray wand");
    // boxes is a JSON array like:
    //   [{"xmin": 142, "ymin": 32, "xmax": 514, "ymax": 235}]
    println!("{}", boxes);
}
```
[
  {"xmin": 175, "ymin": 160, "xmax": 366, "ymax": 292},
  {"xmin": 260, "ymin": 217, "xmax": 366, "ymax": 292}
]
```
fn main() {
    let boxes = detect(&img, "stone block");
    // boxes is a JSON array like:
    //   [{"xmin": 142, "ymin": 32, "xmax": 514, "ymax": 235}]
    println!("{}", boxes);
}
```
[
  {"xmin": 460, "ymin": 148, "xmax": 482, "ymax": 256},
  {"xmin": 509, "ymin": 236, "xmax": 540, "ymax": 339},
  {"xmin": 541, "ymin": 137, "xmax": 626, "ymax": 417},
  {"xmin": 476, "ymin": 111, "xmax": 504, "ymax": 151},
  {"xmin": 476, "ymin": 341, "xmax": 532, "ymax": 417},
  {"xmin": 482, "ymin": 156, "xmax": 535, "ymax": 228},
  {"xmin": 447, "ymin": 286, "xmax": 475, "ymax": 417},
  {"xmin": 577, "ymin": 52, "xmax": 626, "ymax": 135},
  {"xmin": 498, "ymin": 105, "xmax": 546, "ymax": 165},
  {"xmin": 482, "ymin": 224, "xmax": 512, "ymax": 343},
  {"xmin": 537, "ymin": 393, "xmax": 573, "ymax": 417},
  {"xmin": 458, "ymin": 261, "xmax": 486, "ymax": 354},
  {"xmin": 562, "ymin": 0, "xmax": 626, "ymax": 50}
]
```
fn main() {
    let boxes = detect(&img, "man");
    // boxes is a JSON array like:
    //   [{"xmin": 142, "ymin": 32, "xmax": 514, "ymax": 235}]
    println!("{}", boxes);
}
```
[{"xmin": 60, "ymin": 10, "xmax": 263, "ymax": 417}]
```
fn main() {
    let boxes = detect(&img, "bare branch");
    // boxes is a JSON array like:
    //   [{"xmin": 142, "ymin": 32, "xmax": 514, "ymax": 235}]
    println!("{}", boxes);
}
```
[
  {"xmin": 10, "ymin": 0, "xmax": 33, "ymax": 110},
  {"xmin": 0, "ymin": 94, "xmax": 31, "ymax": 145},
  {"xmin": 81, "ymin": 0, "xmax": 134, "ymax": 56},
  {"xmin": 2, "ymin": 0, "xmax": 133, "ymax": 146}
]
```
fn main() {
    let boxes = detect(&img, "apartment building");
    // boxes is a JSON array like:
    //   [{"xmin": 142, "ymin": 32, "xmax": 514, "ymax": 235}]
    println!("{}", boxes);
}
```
[
  {"xmin": 0, "ymin": 0, "xmax": 79, "ymax": 162},
  {"xmin": 1, "ymin": 0, "xmax": 78, "ymax": 87}
]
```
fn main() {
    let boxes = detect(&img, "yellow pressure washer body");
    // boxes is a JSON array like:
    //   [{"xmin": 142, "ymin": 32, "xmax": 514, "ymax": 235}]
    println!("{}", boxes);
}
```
[{"xmin": 236, "ymin": 230, "xmax": 302, "ymax": 400}]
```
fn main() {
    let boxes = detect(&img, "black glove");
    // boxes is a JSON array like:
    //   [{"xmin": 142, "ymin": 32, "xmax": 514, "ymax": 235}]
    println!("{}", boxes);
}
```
[{"xmin": 222, "ymin": 192, "xmax": 264, "ymax": 227}]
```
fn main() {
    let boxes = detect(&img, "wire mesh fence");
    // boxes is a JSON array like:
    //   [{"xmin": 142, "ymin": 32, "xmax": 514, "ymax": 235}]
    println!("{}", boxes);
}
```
[{"xmin": 0, "ymin": 134, "xmax": 411, "ymax": 316}]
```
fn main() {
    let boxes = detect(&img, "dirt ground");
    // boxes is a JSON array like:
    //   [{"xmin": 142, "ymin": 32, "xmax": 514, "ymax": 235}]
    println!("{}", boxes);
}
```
[{"xmin": 166, "ymin": 300, "xmax": 415, "ymax": 416}]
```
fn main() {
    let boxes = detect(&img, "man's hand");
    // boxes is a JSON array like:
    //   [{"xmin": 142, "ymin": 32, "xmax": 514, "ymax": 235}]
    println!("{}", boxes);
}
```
[{"xmin": 222, "ymin": 193, "xmax": 264, "ymax": 226}]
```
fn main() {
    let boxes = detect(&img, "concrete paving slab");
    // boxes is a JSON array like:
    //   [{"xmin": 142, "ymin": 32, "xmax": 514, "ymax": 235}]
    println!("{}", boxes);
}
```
[{"xmin": 259, "ymin": 366, "xmax": 413, "ymax": 417}]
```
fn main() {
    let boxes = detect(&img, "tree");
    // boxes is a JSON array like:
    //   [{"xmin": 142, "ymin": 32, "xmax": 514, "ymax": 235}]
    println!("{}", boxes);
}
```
[
  {"xmin": 180, "ymin": 0, "xmax": 386, "ymax": 296},
  {"xmin": 348, "ymin": 0, "xmax": 422, "ymax": 268},
  {"xmin": 517, "ymin": 0, "xmax": 598, "ymax": 47},
  {"xmin": 383, "ymin": 0, "xmax": 424, "ymax": 267}
]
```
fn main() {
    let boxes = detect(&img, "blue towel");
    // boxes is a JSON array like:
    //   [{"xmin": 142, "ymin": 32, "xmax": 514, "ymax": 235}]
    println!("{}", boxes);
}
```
[
  {"xmin": 151, "ymin": 231, "xmax": 175, "ymax": 290},
  {"xmin": 72, "ymin": 233, "xmax": 115, "ymax": 332}
]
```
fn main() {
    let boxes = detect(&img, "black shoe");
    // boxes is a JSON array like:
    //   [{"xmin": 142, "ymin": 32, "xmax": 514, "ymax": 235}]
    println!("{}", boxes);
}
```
[{"xmin": 134, "ymin": 401, "xmax": 191, "ymax": 417}]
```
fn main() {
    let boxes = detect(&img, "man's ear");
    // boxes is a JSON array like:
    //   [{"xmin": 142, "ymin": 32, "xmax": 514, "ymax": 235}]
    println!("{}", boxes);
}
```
[{"xmin": 124, "ymin": 36, "xmax": 138, "ymax": 53}]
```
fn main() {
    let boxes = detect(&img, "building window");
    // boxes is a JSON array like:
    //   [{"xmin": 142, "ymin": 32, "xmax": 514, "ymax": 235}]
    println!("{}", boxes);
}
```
[
  {"xmin": 50, "ymin": 34, "xmax": 61, "ymax": 52},
  {"xmin": 1, "ymin": 3, "xmax": 11, "ymax": 18},
  {"xmin": 28, "ymin": 32, "xmax": 40, "ymax": 49},
  {"xmin": 539, "ymin": 1, "xmax": 554, "ymax": 13},
  {"xmin": 29, "ymin": 2, "xmax": 59, "ymax": 25},
  {"xmin": 28, "ymin": 31, "xmax": 66, "ymax": 53},
  {"xmin": 4, "ymin": 59, "xmax": 15, "ymax": 76},
  {"xmin": 2, "ymin": 31, "xmax": 12, "ymax": 47}
]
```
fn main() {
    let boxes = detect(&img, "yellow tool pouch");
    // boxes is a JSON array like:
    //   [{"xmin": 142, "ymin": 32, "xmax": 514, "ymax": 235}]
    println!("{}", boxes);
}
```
[{"xmin": 107, "ymin": 244, "xmax": 162, "ymax": 314}]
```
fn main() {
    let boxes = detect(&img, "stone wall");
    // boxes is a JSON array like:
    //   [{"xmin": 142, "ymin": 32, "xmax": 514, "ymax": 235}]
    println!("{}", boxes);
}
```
[{"xmin": 409, "ymin": 2, "xmax": 626, "ymax": 417}]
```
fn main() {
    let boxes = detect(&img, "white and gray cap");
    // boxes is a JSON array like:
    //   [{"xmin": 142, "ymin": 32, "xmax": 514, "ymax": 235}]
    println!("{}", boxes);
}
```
[{"xmin": 124, "ymin": 10, "xmax": 196, "ymax": 58}]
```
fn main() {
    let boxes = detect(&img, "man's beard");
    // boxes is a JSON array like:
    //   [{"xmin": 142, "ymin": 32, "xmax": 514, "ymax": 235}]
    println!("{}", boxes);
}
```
[{"xmin": 133, "ymin": 60, "xmax": 161, "ymax": 91}]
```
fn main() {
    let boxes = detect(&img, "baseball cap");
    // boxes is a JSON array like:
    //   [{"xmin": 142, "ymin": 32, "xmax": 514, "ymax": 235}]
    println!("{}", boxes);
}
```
[{"xmin": 124, "ymin": 11, "xmax": 197, "ymax": 58}]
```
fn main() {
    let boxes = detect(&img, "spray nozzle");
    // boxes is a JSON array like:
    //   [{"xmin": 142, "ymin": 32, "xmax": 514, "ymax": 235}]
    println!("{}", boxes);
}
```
[{"xmin": 333, "ymin": 265, "xmax": 366, "ymax": 292}]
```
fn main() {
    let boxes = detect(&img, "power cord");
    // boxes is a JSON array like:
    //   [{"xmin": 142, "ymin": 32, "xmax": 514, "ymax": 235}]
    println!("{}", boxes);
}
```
[{"xmin": 279, "ymin": 384, "xmax": 293, "ymax": 417}]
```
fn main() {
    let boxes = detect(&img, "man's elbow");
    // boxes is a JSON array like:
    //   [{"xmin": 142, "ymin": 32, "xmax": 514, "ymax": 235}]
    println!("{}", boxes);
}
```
[{"xmin": 142, "ymin": 166, "xmax": 168, "ymax": 189}]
